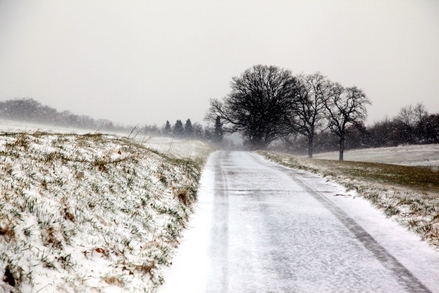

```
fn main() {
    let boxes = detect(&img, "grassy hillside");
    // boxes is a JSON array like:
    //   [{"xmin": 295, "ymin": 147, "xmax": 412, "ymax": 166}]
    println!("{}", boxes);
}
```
[
  {"xmin": 0, "ymin": 131, "xmax": 211, "ymax": 292},
  {"xmin": 257, "ymin": 151, "xmax": 439, "ymax": 251}
]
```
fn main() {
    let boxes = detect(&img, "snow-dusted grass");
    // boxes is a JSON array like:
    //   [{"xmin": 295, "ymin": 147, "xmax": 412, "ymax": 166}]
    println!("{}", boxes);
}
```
[
  {"xmin": 257, "ymin": 150, "xmax": 439, "ymax": 251},
  {"xmin": 0, "ymin": 131, "xmax": 211, "ymax": 292},
  {"xmin": 0, "ymin": 119, "xmax": 213, "ymax": 162}
]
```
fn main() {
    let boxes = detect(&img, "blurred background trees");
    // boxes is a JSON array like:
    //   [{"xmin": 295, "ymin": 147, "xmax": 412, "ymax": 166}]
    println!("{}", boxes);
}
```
[{"xmin": 1, "ymin": 71, "xmax": 437, "ymax": 157}]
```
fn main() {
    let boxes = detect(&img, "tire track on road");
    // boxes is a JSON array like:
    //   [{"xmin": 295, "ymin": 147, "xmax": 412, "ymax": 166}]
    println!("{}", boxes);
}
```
[{"xmin": 271, "ymin": 162, "xmax": 432, "ymax": 293}]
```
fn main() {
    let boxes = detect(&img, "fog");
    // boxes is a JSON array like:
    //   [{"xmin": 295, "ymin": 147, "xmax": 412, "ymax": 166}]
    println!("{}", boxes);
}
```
[{"xmin": 0, "ymin": 0, "xmax": 438, "ymax": 127}]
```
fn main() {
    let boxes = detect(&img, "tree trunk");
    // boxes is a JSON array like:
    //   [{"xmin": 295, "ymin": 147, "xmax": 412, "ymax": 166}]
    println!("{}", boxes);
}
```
[
  {"xmin": 339, "ymin": 135, "xmax": 345, "ymax": 161},
  {"xmin": 308, "ymin": 134, "xmax": 314, "ymax": 158}
]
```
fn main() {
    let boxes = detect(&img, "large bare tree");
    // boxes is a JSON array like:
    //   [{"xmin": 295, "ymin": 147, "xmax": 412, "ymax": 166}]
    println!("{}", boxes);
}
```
[
  {"xmin": 288, "ymin": 73, "xmax": 330, "ymax": 158},
  {"xmin": 395, "ymin": 102, "xmax": 428, "ymax": 128},
  {"xmin": 206, "ymin": 65, "xmax": 299, "ymax": 149},
  {"xmin": 323, "ymin": 84, "xmax": 371, "ymax": 160}
]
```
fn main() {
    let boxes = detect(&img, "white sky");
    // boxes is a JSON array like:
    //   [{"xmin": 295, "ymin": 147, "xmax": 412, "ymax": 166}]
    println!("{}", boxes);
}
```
[{"xmin": 0, "ymin": 0, "xmax": 438, "ymax": 127}]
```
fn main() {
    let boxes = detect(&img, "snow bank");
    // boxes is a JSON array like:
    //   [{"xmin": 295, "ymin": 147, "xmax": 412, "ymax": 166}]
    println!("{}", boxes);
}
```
[{"xmin": 0, "ymin": 131, "xmax": 207, "ymax": 292}]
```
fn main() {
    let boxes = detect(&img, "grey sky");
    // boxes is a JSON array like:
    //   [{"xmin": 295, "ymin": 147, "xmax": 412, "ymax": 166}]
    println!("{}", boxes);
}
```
[{"xmin": 0, "ymin": 0, "xmax": 438, "ymax": 127}]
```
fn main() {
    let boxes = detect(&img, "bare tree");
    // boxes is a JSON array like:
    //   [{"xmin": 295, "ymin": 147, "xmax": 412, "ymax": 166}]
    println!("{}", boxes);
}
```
[
  {"xmin": 192, "ymin": 122, "xmax": 204, "ymax": 138},
  {"xmin": 394, "ymin": 102, "xmax": 429, "ymax": 143},
  {"xmin": 396, "ymin": 102, "xmax": 428, "ymax": 127},
  {"xmin": 214, "ymin": 115, "xmax": 224, "ymax": 143},
  {"xmin": 413, "ymin": 102, "xmax": 429, "ymax": 124},
  {"xmin": 395, "ymin": 104, "xmax": 416, "ymax": 128},
  {"xmin": 323, "ymin": 84, "xmax": 371, "ymax": 160},
  {"xmin": 288, "ymin": 73, "xmax": 330, "ymax": 158},
  {"xmin": 206, "ymin": 65, "xmax": 299, "ymax": 149}
]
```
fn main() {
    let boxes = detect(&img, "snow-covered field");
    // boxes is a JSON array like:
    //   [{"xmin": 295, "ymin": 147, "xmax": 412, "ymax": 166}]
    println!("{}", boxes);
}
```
[
  {"xmin": 0, "ymin": 119, "xmax": 97, "ymax": 135},
  {"xmin": 140, "ymin": 136, "xmax": 214, "ymax": 162},
  {"xmin": 312, "ymin": 144, "xmax": 439, "ymax": 167},
  {"xmin": 0, "ymin": 119, "xmax": 212, "ymax": 161},
  {"xmin": 0, "ymin": 120, "xmax": 214, "ymax": 292}
]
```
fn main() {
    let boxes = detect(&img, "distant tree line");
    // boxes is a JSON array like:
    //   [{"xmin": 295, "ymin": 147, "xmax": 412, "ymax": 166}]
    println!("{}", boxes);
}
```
[
  {"xmin": 160, "ymin": 117, "xmax": 227, "ymax": 146},
  {"xmin": 206, "ymin": 64, "xmax": 438, "ymax": 160},
  {"xmin": 0, "ymin": 98, "xmax": 138, "ymax": 133},
  {"xmin": 0, "ymin": 98, "xmax": 227, "ymax": 145},
  {"xmin": 290, "ymin": 102, "xmax": 439, "ymax": 153}
]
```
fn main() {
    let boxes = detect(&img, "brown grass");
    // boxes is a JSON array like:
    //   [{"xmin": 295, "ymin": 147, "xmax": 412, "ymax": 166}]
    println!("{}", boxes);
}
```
[
  {"xmin": 310, "ymin": 159, "xmax": 439, "ymax": 194},
  {"xmin": 259, "ymin": 151, "xmax": 439, "ymax": 194},
  {"xmin": 102, "ymin": 276, "xmax": 124, "ymax": 286}
]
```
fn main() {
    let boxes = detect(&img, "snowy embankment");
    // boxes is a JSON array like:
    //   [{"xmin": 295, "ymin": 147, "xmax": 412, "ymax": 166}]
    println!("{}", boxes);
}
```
[
  {"xmin": 0, "ymin": 130, "xmax": 213, "ymax": 293},
  {"xmin": 258, "ymin": 149, "xmax": 439, "ymax": 251}
]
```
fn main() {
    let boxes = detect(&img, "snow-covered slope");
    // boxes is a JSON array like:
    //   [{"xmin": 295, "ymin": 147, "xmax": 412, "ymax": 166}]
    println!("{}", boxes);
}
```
[
  {"xmin": 0, "ymin": 131, "xmax": 211, "ymax": 292},
  {"xmin": 0, "ymin": 119, "xmax": 213, "ymax": 162}
]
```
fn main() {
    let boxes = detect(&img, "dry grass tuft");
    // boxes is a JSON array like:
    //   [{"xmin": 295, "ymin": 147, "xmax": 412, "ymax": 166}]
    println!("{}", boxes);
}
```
[
  {"xmin": 173, "ymin": 188, "xmax": 190, "ymax": 206},
  {"xmin": 0, "ymin": 219, "xmax": 15, "ymax": 241},
  {"xmin": 135, "ymin": 261, "xmax": 156, "ymax": 275},
  {"xmin": 102, "ymin": 276, "xmax": 124, "ymax": 286},
  {"xmin": 2, "ymin": 265, "xmax": 15, "ymax": 287}
]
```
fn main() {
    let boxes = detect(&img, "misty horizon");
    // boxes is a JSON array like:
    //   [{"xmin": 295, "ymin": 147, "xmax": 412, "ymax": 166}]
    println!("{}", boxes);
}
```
[{"xmin": 0, "ymin": 1, "xmax": 438, "ymax": 127}]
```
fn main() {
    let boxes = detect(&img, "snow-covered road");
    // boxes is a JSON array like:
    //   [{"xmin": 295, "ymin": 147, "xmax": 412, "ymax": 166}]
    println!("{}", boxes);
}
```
[{"xmin": 159, "ymin": 151, "xmax": 439, "ymax": 293}]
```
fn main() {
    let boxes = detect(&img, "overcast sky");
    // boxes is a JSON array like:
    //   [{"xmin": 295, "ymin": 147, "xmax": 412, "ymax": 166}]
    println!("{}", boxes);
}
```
[{"xmin": 0, "ymin": 0, "xmax": 438, "ymax": 127}]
